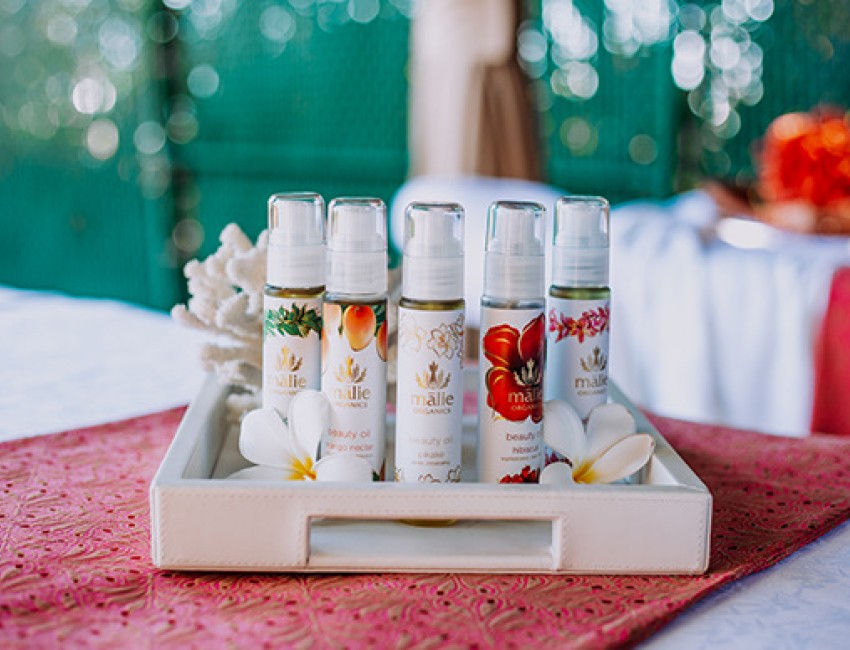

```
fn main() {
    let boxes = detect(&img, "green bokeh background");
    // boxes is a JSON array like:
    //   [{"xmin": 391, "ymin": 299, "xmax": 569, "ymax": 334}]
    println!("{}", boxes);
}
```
[{"xmin": 1, "ymin": 0, "xmax": 847, "ymax": 309}]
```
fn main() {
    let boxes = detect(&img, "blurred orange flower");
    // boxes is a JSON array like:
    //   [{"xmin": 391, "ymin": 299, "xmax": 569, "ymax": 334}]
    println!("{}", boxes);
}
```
[{"xmin": 757, "ymin": 109, "xmax": 850, "ymax": 234}]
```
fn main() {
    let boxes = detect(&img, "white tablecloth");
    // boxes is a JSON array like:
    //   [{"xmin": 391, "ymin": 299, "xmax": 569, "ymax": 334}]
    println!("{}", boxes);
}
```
[
  {"xmin": 645, "ymin": 524, "xmax": 850, "ymax": 649},
  {"xmin": 0, "ymin": 287, "xmax": 205, "ymax": 441}
]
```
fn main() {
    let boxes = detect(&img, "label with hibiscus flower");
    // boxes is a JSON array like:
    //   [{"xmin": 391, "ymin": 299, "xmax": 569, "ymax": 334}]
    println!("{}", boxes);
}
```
[
  {"xmin": 320, "ymin": 299, "xmax": 389, "ymax": 480},
  {"xmin": 262, "ymin": 294, "xmax": 323, "ymax": 419},
  {"xmin": 545, "ymin": 297, "xmax": 610, "ymax": 419},
  {"xmin": 395, "ymin": 307, "xmax": 465, "ymax": 483},
  {"xmin": 478, "ymin": 309, "xmax": 545, "ymax": 483}
]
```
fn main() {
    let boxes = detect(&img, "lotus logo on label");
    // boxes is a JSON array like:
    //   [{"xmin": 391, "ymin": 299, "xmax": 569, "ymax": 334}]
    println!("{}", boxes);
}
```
[
  {"xmin": 576, "ymin": 346, "xmax": 609, "ymax": 393},
  {"xmin": 415, "ymin": 361, "xmax": 451, "ymax": 390},
  {"xmin": 333, "ymin": 356, "xmax": 371, "ymax": 404},
  {"xmin": 272, "ymin": 346, "xmax": 308, "ymax": 391},
  {"xmin": 411, "ymin": 361, "xmax": 454, "ymax": 414},
  {"xmin": 580, "ymin": 346, "xmax": 608, "ymax": 373},
  {"xmin": 275, "ymin": 346, "xmax": 303, "ymax": 373}
]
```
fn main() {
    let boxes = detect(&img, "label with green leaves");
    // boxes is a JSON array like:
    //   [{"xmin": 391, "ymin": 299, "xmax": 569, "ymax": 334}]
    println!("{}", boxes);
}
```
[
  {"xmin": 263, "ymin": 295, "xmax": 322, "ymax": 417},
  {"xmin": 265, "ymin": 302, "xmax": 323, "ymax": 339}
]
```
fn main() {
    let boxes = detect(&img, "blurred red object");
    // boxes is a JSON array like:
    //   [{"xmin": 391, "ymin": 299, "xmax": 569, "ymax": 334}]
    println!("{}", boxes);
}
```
[
  {"xmin": 756, "ymin": 109, "xmax": 850, "ymax": 234},
  {"xmin": 812, "ymin": 267, "xmax": 850, "ymax": 436}
]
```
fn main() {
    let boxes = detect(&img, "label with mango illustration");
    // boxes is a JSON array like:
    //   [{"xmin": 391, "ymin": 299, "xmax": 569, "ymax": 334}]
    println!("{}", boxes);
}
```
[{"xmin": 320, "ymin": 300, "xmax": 388, "ymax": 480}]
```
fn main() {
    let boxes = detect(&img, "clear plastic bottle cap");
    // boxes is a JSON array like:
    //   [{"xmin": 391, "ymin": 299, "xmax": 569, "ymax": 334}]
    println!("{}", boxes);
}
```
[
  {"xmin": 266, "ymin": 192, "xmax": 325, "ymax": 288},
  {"xmin": 402, "ymin": 202, "xmax": 464, "ymax": 302},
  {"xmin": 552, "ymin": 196, "xmax": 610, "ymax": 288},
  {"xmin": 483, "ymin": 201, "xmax": 545, "ymax": 302},
  {"xmin": 326, "ymin": 197, "xmax": 388, "ymax": 295}
]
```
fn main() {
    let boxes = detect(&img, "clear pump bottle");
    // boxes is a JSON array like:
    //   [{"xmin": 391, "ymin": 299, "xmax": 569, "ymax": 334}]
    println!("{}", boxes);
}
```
[
  {"xmin": 478, "ymin": 201, "xmax": 546, "ymax": 484},
  {"xmin": 321, "ymin": 198, "xmax": 389, "ymax": 480},
  {"xmin": 263, "ymin": 192, "xmax": 325, "ymax": 420},
  {"xmin": 395, "ymin": 203, "xmax": 465, "ymax": 483},
  {"xmin": 545, "ymin": 196, "xmax": 611, "ymax": 420}
]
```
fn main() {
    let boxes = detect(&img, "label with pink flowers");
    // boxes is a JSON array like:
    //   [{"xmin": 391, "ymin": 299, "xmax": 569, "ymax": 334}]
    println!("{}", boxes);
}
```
[
  {"xmin": 478, "ymin": 307, "xmax": 545, "ymax": 484},
  {"xmin": 545, "ymin": 297, "xmax": 610, "ymax": 419}
]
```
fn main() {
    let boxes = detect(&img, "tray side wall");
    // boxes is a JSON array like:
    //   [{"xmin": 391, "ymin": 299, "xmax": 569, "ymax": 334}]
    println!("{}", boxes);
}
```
[
  {"xmin": 151, "ymin": 376, "xmax": 712, "ymax": 574},
  {"xmin": 153, "ymin": 482, "xmax": 710, "ymax": 574}
]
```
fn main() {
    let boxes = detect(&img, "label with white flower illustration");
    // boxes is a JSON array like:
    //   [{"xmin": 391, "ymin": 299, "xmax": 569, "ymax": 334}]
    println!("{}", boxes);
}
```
[
  {"xmin": 262, "ymin": 294, "xmax": 323, "ymax": 419},
  {"xmin": 478, "ymin": 307, "xmax": 545, "ymax": 484},
  {"xmin": 320, "ymin": 299, "xmax": 388, "ymax": 480},
  {"xmin": 545, "ymin": 297, "xmax": 610, "ymax": 420},
  {"xmin": 395, "ymin": 306, "xmax": 465, "ymax": 483}
]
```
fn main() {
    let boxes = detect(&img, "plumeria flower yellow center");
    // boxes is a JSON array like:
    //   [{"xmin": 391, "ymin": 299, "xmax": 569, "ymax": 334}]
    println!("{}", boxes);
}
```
[
  {"xmin": 228, "ymin": 390, "xmax": 372, "ymax": 482},
  {"xmin": 540, "ymin": 400, "xmax": 655, "ymax": 485},
  {"xmin": 288, "ymin": 455, "xmax": 316, "ymax": 481}
]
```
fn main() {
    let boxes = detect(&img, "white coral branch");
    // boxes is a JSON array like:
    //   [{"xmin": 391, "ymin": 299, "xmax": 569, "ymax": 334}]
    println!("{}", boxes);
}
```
[
  {"xmin": 216, "ymin": 293, "xmax": 263, "ymax": 340},
  {"xmin": 171, "ymin": 223, "xmax": 266, "ymax": 396},
  {"xmin": 224, "ymin": 391, "xmax": 262, "ymax": 437},
  {"xmin": 215, "ymin": 360, "xmax": 262, "ymax": 390},
  {"xmin": 200, "ymin": 342, "xmax": 262, "ymax": 370},
  {"xmin": 220, "ymin": 223, "xmax": 253, "ymax": 251},
  {"xmin": 227, "ymin": 250, "xmax": 266, "ymax": 310}
]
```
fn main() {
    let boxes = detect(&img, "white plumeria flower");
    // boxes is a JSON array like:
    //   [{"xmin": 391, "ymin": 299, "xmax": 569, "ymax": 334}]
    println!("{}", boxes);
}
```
[
  {"xmin": 228, "ymin": 390, "xmax": 373, "ymax": 482},
  {"xmin": 540, "ymin": 400, "xmax": 655, "ymax": 485}
]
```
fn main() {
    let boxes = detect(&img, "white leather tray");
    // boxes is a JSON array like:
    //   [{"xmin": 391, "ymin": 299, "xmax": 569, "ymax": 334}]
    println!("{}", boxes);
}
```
[{"xmin": 150, "ymin": 376, "xmax": 711, "ymax": 574}]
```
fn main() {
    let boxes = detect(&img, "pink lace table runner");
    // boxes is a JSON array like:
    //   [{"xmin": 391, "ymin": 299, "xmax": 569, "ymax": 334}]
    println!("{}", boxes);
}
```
[{"xmin": 2, "ymin": 408, "xmax": 850, "ymax": 649}]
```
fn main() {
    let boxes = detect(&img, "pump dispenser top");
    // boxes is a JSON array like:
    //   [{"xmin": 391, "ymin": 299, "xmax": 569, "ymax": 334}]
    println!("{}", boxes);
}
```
[
  {"xmin": 266, "ymin": 192, "xmax": 325, "ymax": 289},
  {"xmin": 326, "ymin": 198, "xmax": 388, "ymax": 295},
  {"xmin": 483, "ymin": 201, "xmax": 545, "ymax": 302},
  {"xmin": 553, "ymin": 196, "xmax": 610, "ymax": 288},
  {"xmin": 402, "ymin": 202, "xmax": 464, "ymax": 302}
]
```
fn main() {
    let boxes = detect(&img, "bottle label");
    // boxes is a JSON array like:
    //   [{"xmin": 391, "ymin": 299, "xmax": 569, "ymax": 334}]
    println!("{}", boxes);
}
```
[
  {"xmin": 478, "ymin": 307, "xmax": 545, "ymax": 483},
  {"xmin": 262, "ymin": 294, "xmax": 323, "ymax": 419},
  {"xmin": 321, "ymin": 301, "xmax": 388, "ymax": 479},
  {"xmin": 545, "ymin": 297, "xmax": 610, "ymax": 420},
  {"xmin": 395, "ymin": 306, "xmax": 465, "ymax": 483}
]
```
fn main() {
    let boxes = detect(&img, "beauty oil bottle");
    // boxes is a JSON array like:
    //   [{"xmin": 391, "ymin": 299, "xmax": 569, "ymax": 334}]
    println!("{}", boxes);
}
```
[
  {"xmin": 545, "ymin": 196, "xmax": 611, "ymax": 420},
  {"xmin": 478, "ymin": 201, "xmax": 546, "ymax": 484},
  {"xmin": 263, "ymin": 192, "xmax": 325, "ymax": 420},
  {"xmin": 395, "ymin": 203, "xmax": 465, "ymax": 483},
  {"xmin": 321, "ymin": 198, "xmax": 389, "ymax": 480}
]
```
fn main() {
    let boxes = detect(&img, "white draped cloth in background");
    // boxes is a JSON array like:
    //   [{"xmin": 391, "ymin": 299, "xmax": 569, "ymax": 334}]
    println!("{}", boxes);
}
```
[
  {"xmin": 409, "ymin": 0, "xmax": 538, "ymax": 180},
  {"xmin": 610, "ymin": 191, "xmax": 850, "ymax": 436}
]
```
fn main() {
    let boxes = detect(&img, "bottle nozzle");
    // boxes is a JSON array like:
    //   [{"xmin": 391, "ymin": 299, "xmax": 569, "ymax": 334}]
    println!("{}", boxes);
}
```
[
  {"xmin": 552, "ymin": 196, "xmax": 609, "ymax": 288},
  {"xmin": 403, "ymin": 202, "xmax": 464, "ymax": 301},
  {"xmin": 483, "ymin": 201, "xmax": 545, "ymax": 302},
  {"xmin": 326, "ymin": 198, "xmax": 388, "ymax": 295},
  {"xmin": 266, "ymin": 192, "xmax": 325, "ymax": 289}
]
